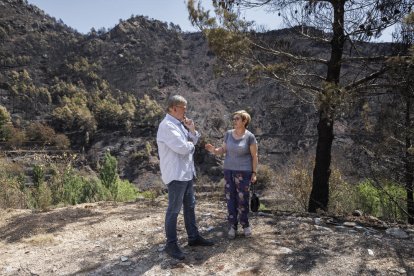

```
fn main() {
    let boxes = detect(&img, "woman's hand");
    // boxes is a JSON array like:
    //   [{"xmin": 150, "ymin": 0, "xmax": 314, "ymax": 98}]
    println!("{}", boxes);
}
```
[
  {"xmin": 251, "ymin": 173, "xmax": 257, "ymax": 184},
  {"xmin": 205, "ymin": 143, "xmax": 215, "ymax": 153}
]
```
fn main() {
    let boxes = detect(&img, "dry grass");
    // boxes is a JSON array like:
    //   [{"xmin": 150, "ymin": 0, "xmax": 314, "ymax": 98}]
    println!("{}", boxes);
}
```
[{"xmin": 23, "ymin": 234, "xmax": 57, "ymax": 246}]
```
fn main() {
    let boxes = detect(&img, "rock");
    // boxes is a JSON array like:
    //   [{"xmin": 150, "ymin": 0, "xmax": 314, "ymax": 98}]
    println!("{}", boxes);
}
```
[
  {"xmin": 314, "ymin": 218, "xmax": 322, "ymax": 225},
  {"xmin": 343, "ymin": 222, "xmax": 357, "ymax": 227},
  {"xmin": 367, "ymin": 249, "xmax": 374, "ymax": 256},
  {"xmin": 390, "ymin": 267, "xmax": 406, "ymax": 274},
  {"xmin": 385, "ymin": 228, "xmax": 409, "ymax": 239},
  {"xmin": 120, "ymin": 256, "xmax": 128, "ymax": 262},
  {"xmin": 314, "ymin": 225, "xmax": 333, "ymax": 232},
  {"xmin": 275, "ymin": 247, "xmax": 293, "ymax": 254},
  {"xmin": 352, "ymin": 210, "xmax": 363, "ymax": 216},
  {"xmin": 205, "ymin": 226, "xmax": 214, "ymax": 232}
]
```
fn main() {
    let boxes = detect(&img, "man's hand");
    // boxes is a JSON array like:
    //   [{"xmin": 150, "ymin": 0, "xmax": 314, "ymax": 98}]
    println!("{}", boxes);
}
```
[{"xmin": 183, "ymin": 117, "xmax": 196, "ymax": 133}]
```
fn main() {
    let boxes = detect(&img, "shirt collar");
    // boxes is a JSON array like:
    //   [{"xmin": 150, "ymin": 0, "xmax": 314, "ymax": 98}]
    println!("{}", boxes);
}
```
[{"xmin": 166, "ymin": 113, "xmax": 182, "ymax": 125}]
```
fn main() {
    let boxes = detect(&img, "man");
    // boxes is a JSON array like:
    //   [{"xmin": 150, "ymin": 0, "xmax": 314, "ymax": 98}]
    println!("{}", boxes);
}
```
[{"xmin": 156, "ymin": 95, "xmax": 214, "ymax": 260}]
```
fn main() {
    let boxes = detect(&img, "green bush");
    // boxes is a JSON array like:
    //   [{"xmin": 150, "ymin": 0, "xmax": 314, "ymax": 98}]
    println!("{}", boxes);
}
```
[
  {"xmin": 49, "ymin": 165, "xmax": 109, "ymax": 205},
  {"xmin": 0, "ymin": 154, "xmax": 141, "ymax": 210},
  {"xmin": 36, "ymin": 182, "xmax": 52, "ymax": 211},
  {"xmin": 62, "ymin": 169, "xmax": 85, "ymax": 205},
  {"xmin": 117, "ymin": 179, "xmax": 138, "ymax": 202},
  {"xmin": 99, "ymin": 152, "xmax": 119, "ymax": 200},
  {"xmin": 357, "ymin": 179, "xmax": 407, "ymax": 221},
  {"xmin": 80, "ymin": 178, "xmax": 109, "ymax": 203},
  {"xmin": 32, "ymin": 165, "xmax": 45, "ymax": 188},
  {"xmin": 0, "ymin": 105, "xmax": 11, "ymax": 128}
]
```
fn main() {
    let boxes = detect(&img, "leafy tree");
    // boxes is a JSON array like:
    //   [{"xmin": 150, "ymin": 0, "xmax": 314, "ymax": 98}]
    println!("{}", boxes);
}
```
[
  {"xmin": 52, "ymin": 93, "xmax": 97, "ymax": 135},
  {"xmin": 93, "ymin": 95, "xmax": 127, "ymax": 130},
  {"xmin": 188, "ymin": 0, "xmax": 412, "ymax": 212},
  {"xmin": 135, "ymin": 94, "xmax": 163, "ymax": 127},
  {"xmin": 26, "ymin": 122, "xmax": 56, "ymax": 145},
  {"xmin": 0, "ymin": 105, "xmax": 10, "ymax": 128}
]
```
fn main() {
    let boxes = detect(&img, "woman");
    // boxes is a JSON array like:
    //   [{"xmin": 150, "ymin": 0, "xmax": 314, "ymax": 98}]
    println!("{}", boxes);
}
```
[{"xmin": 205, "ymin": 110, "xmax": 258, "ymax": 239}]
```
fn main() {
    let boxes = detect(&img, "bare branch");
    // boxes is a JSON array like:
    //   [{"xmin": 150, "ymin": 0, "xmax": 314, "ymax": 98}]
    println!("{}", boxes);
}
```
[{"xmin": 251, "ymin": 41, "xmax": 328, "ymax": 64}]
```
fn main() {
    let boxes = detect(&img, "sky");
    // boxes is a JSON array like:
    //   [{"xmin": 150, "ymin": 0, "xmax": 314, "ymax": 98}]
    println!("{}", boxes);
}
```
[
  {"xmin": 26, "ymin": 0, "xmax": 393, "ymax": 42},
  {"xmin": 26, "ymin": 0, "xmax": 284, "ymax": 33}
]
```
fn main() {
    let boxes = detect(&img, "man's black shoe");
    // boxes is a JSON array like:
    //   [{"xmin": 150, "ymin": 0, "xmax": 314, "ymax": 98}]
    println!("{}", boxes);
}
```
[
  {"xmin": 188, "ymin": 235, "xmax": 214, "ymax": 246},
  {"xmin": 164, "ymin": 243, "xmax": 185, "ymax": 260}
]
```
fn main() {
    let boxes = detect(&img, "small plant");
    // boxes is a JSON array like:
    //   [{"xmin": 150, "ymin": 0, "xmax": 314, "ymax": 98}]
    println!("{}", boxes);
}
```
[
  {"xmin": 141, "ymin": 190, "xmax": 157, "ymax": 202},
  {"xmin": 256, "ymin": 164, "xmax": 274, "ymax": 190},
  {"xmin": 281, "ymin": 155, "xmax": 356, "ymax": 214},
  {"xmin": 258, "ymin": 202, "xmax": 270, "ymax": 212},
  {"xmin": 357, "ymin": 179, "xmax": 407, "ymax": 221},
  {"xmin": 145, "ymin": 141, "xmax": 152, "ymax": 156},
  {"xmin": 32, "ymin": 165, "xmax": 45, "ymax": 188}
]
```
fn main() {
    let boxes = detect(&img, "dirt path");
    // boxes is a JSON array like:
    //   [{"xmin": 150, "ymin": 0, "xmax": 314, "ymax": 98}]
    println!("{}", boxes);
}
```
[{"xmin": 1, "ymin": 198, "xmax": 413, "ymax": 275}]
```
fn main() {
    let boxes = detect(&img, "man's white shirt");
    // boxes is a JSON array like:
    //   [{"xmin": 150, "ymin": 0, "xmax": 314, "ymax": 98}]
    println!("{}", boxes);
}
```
[{"xmin": 157, "ymin": 114, "xmax": 200, "ymax": 185}]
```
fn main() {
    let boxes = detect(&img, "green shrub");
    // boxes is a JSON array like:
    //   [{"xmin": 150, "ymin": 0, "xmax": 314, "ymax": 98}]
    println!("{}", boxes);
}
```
[
  {"xmin": 0, "ymin": 105, "xmax": 11, "ymax": 128},
  {"xmin": 99, "ymin": 152, "xmax": 119, "ymax": 200},
  {"xmin": 141, "ymin": 190, "xmax": 157, "ymax": 201},
  {"xmin": 50, "ymin": 165, "xmax": 109, "ymax": 205},
  {"xmin": 117, "ymin": 179, "xmax": 138, "ymax": 202},
  {"xmin": 62, "ymin": 169, "xmax": 85, "ymax": 205},
  {"xmin": 80, "ymin": 178, "xmax": 109, "ymax": 203},
  {"xmin": 357, "ymin": 179, "xmax": 407, "ymax": 221},
  {"xmin": 32, "ymin": 165, "xmax": 45, "ymax": 188},
  {"xmin": 36, "ymin": 182, "xmax": 52, "ymax": 211}
]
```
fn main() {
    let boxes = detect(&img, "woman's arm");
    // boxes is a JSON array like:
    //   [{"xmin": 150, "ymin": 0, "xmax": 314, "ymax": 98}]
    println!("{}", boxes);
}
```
[
  {"xmin": 250, "ymin": 143, "xmax": 258, "ymax": 183},
  {"xmin": 205, "ymin": 143, "xmax": 226, "ymax": 155}
]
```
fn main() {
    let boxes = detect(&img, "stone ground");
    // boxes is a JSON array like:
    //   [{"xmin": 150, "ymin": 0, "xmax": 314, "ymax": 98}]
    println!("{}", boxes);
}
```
[{"xmin": 1, "ymin": 197, "xmax": 414, "ymax": 276}]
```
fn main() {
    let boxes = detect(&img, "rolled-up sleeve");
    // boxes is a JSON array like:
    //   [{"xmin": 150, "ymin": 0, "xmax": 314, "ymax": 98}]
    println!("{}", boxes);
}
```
[
  {"xmin": 158, "ymin": 122, "xmax": 194, "ymax": 155},
  {"xmin": 188, "ymin": 130, "xmax": 201, "ymax": 145}
]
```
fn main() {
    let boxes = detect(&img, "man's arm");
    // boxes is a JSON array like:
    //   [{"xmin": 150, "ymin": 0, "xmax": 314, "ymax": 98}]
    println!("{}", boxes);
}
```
[{"xmin": 159, "ymin": 121, "xmax": 195, "ymax": 155}]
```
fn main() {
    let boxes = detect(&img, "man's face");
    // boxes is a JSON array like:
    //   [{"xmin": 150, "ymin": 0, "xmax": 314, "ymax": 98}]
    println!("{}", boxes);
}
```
[{"xmin": 173, "ymin": 104, "xmax": 187, "ymax": 120}]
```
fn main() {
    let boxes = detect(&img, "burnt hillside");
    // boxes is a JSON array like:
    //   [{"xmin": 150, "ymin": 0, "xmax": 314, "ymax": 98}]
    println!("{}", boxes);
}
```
[{"xmin": 0, "ymin": 0, "xmax": 396, "ymax": 190}]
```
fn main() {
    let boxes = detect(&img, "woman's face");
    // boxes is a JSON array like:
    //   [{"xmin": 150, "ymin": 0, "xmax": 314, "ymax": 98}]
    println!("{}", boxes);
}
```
[{"xmin": 232, "ymin": 115, "xmax": 245, "ymax": 128}]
